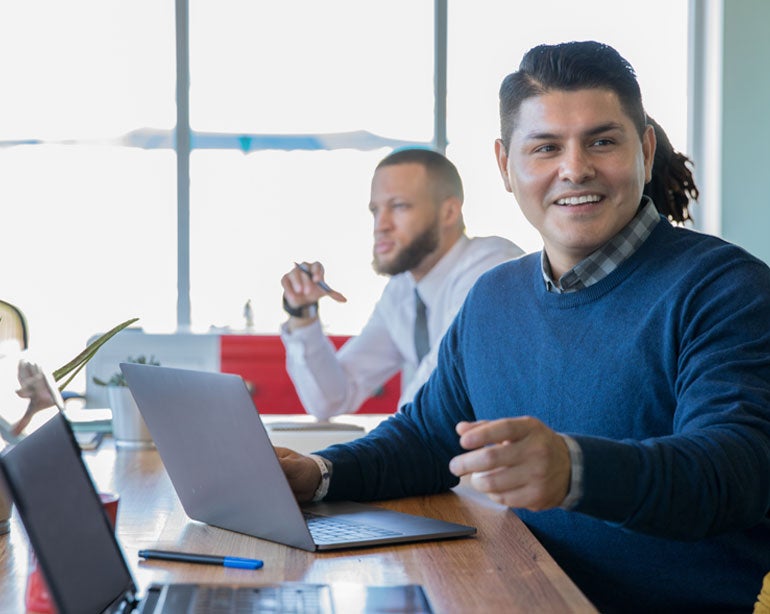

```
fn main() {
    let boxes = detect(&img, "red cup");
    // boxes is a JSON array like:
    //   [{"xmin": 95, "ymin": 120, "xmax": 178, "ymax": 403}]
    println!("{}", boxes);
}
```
[
  {"xmin": 25, "ymin": 492, "xmax": 120, "ymax": 614},
  {"xmin": 100, "ymin": 492, "xmax": 120, "ymax": 528}
]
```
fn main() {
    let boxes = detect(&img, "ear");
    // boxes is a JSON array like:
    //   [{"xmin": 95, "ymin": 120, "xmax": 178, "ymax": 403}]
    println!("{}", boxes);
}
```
[
  {"xmin": 642, "ymin": 124, "xmax": 656, "ymax": 183},
  {"xmin": 494, "ymin": 139, "xmax": 513, "ymax": 193},
  {"xmin": 439, "ymin": 195, "xmax": 462, "ymax": 227}
]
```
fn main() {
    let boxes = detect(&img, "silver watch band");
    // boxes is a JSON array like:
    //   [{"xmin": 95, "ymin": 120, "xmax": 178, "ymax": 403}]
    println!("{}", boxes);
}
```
[{"xmin": 308, "ymin": 454, "xmax": 331, "ymax": 501}]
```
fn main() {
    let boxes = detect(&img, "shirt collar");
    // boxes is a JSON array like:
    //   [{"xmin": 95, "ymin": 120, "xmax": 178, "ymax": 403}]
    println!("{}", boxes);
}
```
[
  {"xmin": 411, "ymin": 234, "xmax": 469, "ymax": 306},
  {"xmin": 542, "ymin": 197, "xmax": 661, "ymax": 293}
]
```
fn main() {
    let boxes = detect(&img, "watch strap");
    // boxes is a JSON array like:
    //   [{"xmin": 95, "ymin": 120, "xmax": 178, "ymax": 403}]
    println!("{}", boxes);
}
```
[{"xmin": 282, "ymin": 295, "xmax": 318, "ymax": 319}]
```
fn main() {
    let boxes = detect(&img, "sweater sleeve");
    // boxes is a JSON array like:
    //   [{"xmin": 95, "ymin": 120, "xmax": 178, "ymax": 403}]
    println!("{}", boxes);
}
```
[
  {"xmin": 571, "ymin": 253, "xmax": 770, "ymax": 540},
  {"xmin": 318, "ymin": 317, "xmax": 473, "ymax": 501}
]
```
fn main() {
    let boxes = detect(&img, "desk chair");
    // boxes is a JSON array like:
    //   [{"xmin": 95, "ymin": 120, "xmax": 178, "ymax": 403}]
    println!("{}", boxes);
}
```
[{"xmin": 0, "ymin": 299, "xmax": 29, "ymax": 351}]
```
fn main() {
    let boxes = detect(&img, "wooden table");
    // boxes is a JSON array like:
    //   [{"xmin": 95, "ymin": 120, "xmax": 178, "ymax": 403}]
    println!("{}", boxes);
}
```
[{"xmin": 0, "ymin": 435, "xmax": 596, "ymax": 613}]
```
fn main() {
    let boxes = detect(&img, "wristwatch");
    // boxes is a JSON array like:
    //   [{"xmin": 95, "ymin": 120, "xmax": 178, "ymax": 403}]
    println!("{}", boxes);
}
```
[
  {"xmin": 309, "ymin": 454, "xmax": 331, "ymax": 501},
  {"xmin": 282, "ymin": 295, "xmax": 318, "ymax": 319}
]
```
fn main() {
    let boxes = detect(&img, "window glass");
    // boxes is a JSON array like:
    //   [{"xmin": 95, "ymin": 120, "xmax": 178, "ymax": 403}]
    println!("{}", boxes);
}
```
[
  {"xmin": 188, "ymin": 0, "xmax": 433, "ymax": 333},
  {"xmin": 0, "ymin": 1, "xmax": 175, "ymax": 380},
  {"xmin": 188, "ymin": 149, "xmax": 387, "ymax": 334},
  {"xmin": 447, "ymin": 0, "xmax": 690, "ymax": 254},
  {"xmin": 0, "ymin": 1, "xmax": 174, "ymax": 138},
  {"xmin": 1, "ymin": 1, "xmax": 689, "ymax": 391},
  {"xmin": 189, "ymin": 0, "xmax": 434, "ymax": 139}
]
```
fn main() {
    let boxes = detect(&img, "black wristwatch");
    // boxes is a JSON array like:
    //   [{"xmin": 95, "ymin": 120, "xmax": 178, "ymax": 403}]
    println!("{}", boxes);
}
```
[{"xmin": 282, "ymin": 295, "xmax": 318, "ymax": 319}]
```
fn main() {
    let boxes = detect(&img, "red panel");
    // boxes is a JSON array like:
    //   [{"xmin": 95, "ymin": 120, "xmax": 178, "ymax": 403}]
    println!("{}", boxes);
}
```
[{"xmin": 219, "ymin": 335, "xmax": 401, "ymax": 414}]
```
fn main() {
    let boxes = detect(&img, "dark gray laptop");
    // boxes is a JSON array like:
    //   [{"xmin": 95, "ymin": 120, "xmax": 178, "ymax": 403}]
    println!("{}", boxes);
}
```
[
  {"xmin": 0, "ymin": 413, "xmax": 435, "ymax": 613},
  {"xmin": 120, "ymin": 363, "xmax": 476, "ymax": 552}
]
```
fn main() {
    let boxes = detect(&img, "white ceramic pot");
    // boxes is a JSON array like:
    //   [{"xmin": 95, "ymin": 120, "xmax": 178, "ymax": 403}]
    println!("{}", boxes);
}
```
[{"xmin": 107, "ymin": 386, "xmax": 154, "ymax": 449}]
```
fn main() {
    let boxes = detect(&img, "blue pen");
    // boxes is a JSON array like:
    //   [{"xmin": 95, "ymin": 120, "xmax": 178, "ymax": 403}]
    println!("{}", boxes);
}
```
[{"xmin": 138, "ymin": 549, "xmax": 264, "ymax": 570}]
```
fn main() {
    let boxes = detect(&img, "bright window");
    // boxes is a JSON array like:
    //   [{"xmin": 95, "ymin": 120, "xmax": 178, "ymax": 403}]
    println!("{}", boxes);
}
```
[{"xmin": 0, "ymin": 1, "xmax": 688, "ymax": 392}]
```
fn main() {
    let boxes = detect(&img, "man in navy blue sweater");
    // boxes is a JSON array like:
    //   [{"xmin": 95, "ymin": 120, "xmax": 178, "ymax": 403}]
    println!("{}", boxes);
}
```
[{"xmin": 277, "ymin": 41, "xmax": 770, "ymax": 612}]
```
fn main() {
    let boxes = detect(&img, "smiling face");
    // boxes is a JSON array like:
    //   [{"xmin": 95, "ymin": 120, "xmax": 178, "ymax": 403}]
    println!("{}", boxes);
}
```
[{"xmin": 495, "ymin": 88, "xmax": 655, "ymax": 279}]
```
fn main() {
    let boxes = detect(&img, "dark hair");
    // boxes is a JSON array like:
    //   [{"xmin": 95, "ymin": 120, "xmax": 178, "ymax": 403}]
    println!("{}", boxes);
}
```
[
  {"xmin": 499, "ymin": 40, "xmax": 698, "ymax": 223},
  {"xmin": 376, "ymin": 147, "xmax": 464, "ymax": 204},
  {"xmin": 499, "ymin": 41, "xmax": 646, "ymax": 151},
  {"xmin": 644, "ymin": 116, "xmax": 699, "ymax": 224}
]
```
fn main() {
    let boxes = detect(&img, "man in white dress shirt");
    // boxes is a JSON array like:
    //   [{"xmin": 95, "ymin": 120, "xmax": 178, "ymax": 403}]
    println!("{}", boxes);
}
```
[{"xmin": 280, "ymin": 148, "xmax": 523, "ymax": 420}]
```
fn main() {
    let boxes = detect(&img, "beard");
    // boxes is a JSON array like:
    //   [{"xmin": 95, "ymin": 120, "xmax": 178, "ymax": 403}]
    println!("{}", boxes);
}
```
[{"xmin": 372, "ymin": 222, "xmax": 440, "ymax": 276}]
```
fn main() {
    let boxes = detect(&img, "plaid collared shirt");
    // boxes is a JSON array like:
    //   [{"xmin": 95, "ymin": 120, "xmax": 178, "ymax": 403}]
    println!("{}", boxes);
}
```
[
  {"xmin": 542, "ymin": 197, "xmax": 661, "ymax": 293},
  {"xmin": 540, "ymin": 197, "xmax": 661, "ymax": 510}
]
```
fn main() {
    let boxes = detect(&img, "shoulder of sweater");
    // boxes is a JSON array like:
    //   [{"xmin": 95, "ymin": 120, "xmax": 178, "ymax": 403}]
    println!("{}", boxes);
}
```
[
  {"xmin": 466, "ymin": 252, "xmax": 539, "ymax": 297},
  {"xmin": 477, "ymin": 250, "xmax": 539, "ymax": 278},
  {"xmin": 651, "ymin": 221, "xmax": 768, "ymax": 268}
]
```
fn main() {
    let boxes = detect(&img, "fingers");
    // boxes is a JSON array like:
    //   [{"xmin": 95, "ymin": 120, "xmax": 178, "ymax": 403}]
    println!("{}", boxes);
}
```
[
  {"xmin": 281, "ymin": 261, "xmax": 348, "ymax": 306},
  {"xmin": 297, "ymin": 262, "xmax": 348, "ymax": 303},
  {"xmin": 281, "ymin": 261, "xmax": 325, "ymax": 306},
  {"xmin": 324, "ymin": 287, "xmax": 348, "ymax": 304},
  {"xmin": 15, "ymin": 363, "xmax": 55, "ymax": 407},
  {"xmin": 455, "ymin": 420, "xmax": 488, "ymax": 437},
  {"xmin": 449, "ymin": 417, "xmax": 571, "ymax": 511}
]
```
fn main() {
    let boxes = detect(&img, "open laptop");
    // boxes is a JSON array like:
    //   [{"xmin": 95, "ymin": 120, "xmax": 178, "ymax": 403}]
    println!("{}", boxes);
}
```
[
  {"xmin": 0, "ymin": 413, "xmax": 435, "ymax": 613},
  {"xmin": 120, "ymin": 363, "xmax": 475, "ymax": 552}
]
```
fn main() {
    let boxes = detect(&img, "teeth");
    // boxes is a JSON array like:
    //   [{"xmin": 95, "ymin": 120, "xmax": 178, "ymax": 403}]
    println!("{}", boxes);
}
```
[{"xmin": 556, "ymin": 195, "xmax": 601, "ymax": 206}]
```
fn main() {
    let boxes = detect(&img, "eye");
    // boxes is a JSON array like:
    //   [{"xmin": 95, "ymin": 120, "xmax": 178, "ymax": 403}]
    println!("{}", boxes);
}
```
[
  {"xmin": 591, "ymin": 138, "xmax": 614, "ymax": 147},
  {"xmin": 532, "ymin": 143, "xmax": 557, "ymax": 154}
]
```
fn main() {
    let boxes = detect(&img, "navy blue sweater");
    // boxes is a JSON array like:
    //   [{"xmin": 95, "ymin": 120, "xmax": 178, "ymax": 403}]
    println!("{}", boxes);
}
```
[{"xmin": 320, "ymin": 219, "xmax": 770, "ymax": 612}]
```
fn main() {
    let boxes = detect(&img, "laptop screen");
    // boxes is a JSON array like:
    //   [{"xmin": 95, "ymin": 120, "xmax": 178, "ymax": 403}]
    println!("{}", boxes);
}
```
[{"xmin": 0, "ymin": 413, "xmax": 135, "ymax": 613}]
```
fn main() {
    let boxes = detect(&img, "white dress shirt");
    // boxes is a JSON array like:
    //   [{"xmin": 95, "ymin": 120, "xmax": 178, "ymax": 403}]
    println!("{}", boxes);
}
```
[{"xmin": 280, "ymin": 235, "xmax": 524, "ymax": 419}]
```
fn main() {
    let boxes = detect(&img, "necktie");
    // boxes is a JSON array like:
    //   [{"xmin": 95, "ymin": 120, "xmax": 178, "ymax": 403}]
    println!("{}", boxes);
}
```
[{"xmin": 414, "ymin": 288, "xmax": 430, "ymax": 363}]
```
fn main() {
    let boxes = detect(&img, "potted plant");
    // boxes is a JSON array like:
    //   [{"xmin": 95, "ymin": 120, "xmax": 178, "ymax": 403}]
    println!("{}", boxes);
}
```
[
  {"xmin": 92, "ymin": 355, "xmax": 160, "ymax": 449},
  {"xmin": 91, "ymin": 355, "xmax": 160, "ymax": 387}
]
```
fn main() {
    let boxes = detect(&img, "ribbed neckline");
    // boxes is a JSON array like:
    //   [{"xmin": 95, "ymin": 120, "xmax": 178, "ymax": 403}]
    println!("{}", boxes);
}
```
[{"xmin": 534, "ymin": 216, "xmax": 670, "ymax": 310}]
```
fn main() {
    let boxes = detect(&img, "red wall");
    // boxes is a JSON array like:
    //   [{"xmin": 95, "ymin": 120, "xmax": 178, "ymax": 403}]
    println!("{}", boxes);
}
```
[{"xmin": 219, "ymin": 335, "xmax": 401, "ymax": 414}]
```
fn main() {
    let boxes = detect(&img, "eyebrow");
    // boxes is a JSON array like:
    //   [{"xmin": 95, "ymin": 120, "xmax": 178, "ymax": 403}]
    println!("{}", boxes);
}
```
[{"xmin": 523, "ymin": 121, "xmax": 625, "ymax": 141}]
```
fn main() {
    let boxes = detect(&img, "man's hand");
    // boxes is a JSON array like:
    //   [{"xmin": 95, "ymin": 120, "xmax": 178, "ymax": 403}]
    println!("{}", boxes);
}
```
[
  {"xmin": 448, "ymin": 417, "xmax": 571, "ymax": 511},
  {"xmin": 281, "ymin": 261, "xmax": 327, "ymax": 309},
  {"xmin": 275, "ymin": 447, "xmax": 323, "ymax": 503},
  {"xmin": 281, "ymin": 262, "xmax": 347, "ymax": 310},
  {"xmin": 12, "ymin": 360, "xmax": 62, "ymax": 436}
]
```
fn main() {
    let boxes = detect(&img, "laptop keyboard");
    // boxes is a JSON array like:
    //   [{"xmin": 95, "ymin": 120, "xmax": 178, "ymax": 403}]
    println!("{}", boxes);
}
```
[{"xmin": 303, "ymin": 511, "xmax": 402, "ymax": 544}]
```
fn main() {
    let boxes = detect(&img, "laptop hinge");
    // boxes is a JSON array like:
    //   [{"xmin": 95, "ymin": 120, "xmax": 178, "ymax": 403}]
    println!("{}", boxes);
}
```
[{"xmin": 103, "ymin": 590, "xmax": 140, "ymax": 613}]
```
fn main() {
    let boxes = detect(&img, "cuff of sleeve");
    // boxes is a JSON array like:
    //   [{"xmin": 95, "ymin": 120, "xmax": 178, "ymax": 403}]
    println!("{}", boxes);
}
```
[
  {"xmin": 559, "ymin": 434, "xmax": 583, "ymax": 510},
  {"xmin": 308, "ymin": 454, "xmax": 332, "ymax": 501},
  {"xmin": 280, "ymin": 318, "xmax": 324, "ymax": 340}
]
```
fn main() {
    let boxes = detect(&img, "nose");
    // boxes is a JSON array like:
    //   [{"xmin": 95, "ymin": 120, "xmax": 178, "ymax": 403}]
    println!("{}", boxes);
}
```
[
  {"xmin": 558, "ymin": 145, "xmax": 595, "ymax": 184},
  {"xmin": 373, "ymin": 208, "xmax": 392, "ymax": 233}
]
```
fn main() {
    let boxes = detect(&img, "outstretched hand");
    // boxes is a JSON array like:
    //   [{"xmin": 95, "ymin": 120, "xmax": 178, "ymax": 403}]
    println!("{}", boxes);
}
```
[
  {"xmin": 12, "ymin": 360, "xmax": 63, "ymax": 436},
  {"xmin": 275, "ymin": 447, "xmax": 323, "ymax": 503},
  {"xmin": 448, "ymin": 417, "xmax": 571, "ymax": 511}
]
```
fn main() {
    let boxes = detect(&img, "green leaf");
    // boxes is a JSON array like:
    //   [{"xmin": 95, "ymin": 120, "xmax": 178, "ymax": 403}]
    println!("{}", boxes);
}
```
[{"xmin": 52, "ymin": 317, "xmax": 139, "ymax": 391}]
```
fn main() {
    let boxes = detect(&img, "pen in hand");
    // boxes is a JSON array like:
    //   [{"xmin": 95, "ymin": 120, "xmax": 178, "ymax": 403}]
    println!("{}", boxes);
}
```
[
  {"xmin": 138, "ymin": 549, "xmax": 264, "ymax": 570},
  {"xmin": 293, "ymin": 262, "xmax": 347, "ymax": 303}
]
